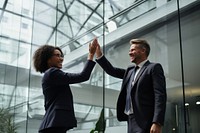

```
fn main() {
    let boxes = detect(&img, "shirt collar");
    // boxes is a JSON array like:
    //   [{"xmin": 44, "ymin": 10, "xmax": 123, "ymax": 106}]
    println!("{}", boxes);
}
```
[{"xmin": 137, "ymin": 59, "xmax": 148, "ymax": 68}]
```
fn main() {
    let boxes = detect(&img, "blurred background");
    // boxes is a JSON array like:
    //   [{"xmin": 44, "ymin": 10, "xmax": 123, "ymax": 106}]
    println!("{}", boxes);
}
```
[{"xmin": 0, "ymin": 0, "xmax": 200, "ymax": 133}]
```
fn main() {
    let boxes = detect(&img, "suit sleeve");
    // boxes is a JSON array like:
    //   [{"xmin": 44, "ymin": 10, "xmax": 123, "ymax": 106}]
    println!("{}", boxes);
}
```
[
  {"xmin": 49, "ymin": 60, "xmax": 96, "ymax": 85},
  {"xmin": 96, "ymin": 55, "xmax": 126, "ymax": 79},
  {"xmin": 152, "ymin": 63, "xmax": 167, "ymax": 125}
]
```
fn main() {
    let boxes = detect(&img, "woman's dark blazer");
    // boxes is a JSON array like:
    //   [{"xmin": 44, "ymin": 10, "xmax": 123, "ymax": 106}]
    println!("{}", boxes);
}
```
[
  {"xmin": 96, "ymin": 55, "xmax": 166, "ymax": 129},
  {"xmin": 39, "ymin": 60, "xmax": 95, "ymax": 131}
]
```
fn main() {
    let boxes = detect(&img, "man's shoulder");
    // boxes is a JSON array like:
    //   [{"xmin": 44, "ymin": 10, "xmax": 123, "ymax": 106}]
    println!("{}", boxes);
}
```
[
  {"xmin": 146, "ymin": 61, "xmax": 161, "ymax": 66},
  {"xmin": 145, "ymin": 62, "xmax": 164, "ymax": 71},
  {"xmin": 127, "ymin": 64, "xmax": 135, "ymax": 69}
]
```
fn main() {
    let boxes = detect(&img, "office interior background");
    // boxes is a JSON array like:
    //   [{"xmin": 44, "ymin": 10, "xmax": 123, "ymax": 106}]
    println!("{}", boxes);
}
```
[{"xmin": 0, "ymin": 0, "xmax": 200, "ymax": 133}]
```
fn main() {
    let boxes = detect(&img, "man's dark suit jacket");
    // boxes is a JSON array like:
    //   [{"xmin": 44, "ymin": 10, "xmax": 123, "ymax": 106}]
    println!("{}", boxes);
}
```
[
  {"xmin": 39, "ymin": 60, "xmax": 95, "ymax": 132},
  {"xmin": 96, "ymin": 56, "xmax": 166, "ymax": 129}
]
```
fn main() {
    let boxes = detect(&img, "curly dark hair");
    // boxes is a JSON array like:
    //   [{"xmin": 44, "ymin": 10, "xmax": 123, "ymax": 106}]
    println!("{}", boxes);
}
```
[{"xmin": 33, "ymin": 45, "xmax": 63, "ymax": 73}]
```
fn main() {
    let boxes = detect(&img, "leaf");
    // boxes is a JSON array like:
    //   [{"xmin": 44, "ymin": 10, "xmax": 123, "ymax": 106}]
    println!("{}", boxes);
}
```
[
  {"xmin": 0, "ymin": 108, "xmax": 18, "ymax": 133},
  {"xmin": 89, "ymin": 108, "xmax": 106, "ymax": 133},
  {"xmin": 90, "ymin": 129, "xmax": 95, "ymax": 133}
]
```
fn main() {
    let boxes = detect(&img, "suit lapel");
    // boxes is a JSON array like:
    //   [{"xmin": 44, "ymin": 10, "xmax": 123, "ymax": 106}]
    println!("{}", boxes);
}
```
[
  {"xmin": 121, "ymin": 61, "xmax": 150, "ymax": 90},
  {"xmin": 121, "ymin": 66, "xmax": 134, "ymax": 90},
  {"xmin": 124, "ymin": 68, "xmax": 134, "ymax": 85},
  {"xmin": 133, "ymin": 61, "xmax": 150, "ymax": 85}
]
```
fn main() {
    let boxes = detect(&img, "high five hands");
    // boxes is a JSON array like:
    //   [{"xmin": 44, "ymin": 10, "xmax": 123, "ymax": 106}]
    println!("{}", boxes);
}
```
[{"xmin": 89, "ymin": 37, "xmax": 102, "ymax": 60}]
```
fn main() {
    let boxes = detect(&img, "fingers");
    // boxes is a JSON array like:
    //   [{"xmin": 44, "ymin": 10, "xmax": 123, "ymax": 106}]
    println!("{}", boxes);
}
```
[
  {"xmin": 89, "ymin": 42, "xmax": 92, "ymax": 52},
  {"xmin": 89, "ymin": 42, "xmax": 97, "ymax": 55},
  {"xmin": 89, "ymin": 37, "xmax": 103, "ymax": 58},
  {"xmin": 92, "ymin": 38, "xmax": 98, "ymax": 47},
  {"xmin": 89, "ymin": 37, "xmax": 98, "ymax": 50}
]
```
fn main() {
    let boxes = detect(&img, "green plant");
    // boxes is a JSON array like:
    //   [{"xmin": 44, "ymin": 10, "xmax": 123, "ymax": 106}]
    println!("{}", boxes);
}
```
[
  {"xmin": 90, "ymin": 108, "xmax": 106, "ymax": 133},
  {"xmin": 0, "ymin": 108, "xmax": 18, "ymax": 133}
]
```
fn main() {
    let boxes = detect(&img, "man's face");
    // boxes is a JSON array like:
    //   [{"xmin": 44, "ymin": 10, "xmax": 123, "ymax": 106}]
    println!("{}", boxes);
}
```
[{"xmin": 129, "ymin": 44, "xmax": 145, "ymax": 64}]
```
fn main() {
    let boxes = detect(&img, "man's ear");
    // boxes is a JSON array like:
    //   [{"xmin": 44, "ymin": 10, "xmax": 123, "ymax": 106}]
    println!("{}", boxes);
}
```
[{"xmin": 141, "ymin": 47, "xmax": 146, "ymax": 54}]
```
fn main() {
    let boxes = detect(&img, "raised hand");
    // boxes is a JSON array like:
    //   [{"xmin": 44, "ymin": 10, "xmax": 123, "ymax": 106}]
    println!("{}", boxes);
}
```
[
  {"xmin": 95, "ymin": 40, "xmax": 102, "ymax": 58},
  {"xmin": 88, "ymin": 38, "xmax": 98, "ymax": 60},
  {"xmin": 89, "ymin": 38, "xmax": 98, "ymax": 55}
]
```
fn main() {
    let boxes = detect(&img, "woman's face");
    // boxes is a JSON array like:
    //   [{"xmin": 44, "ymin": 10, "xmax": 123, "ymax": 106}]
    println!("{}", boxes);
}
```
[{"xmin": 47, "ymin": 49, "xmax": 64, "ymax": 69}]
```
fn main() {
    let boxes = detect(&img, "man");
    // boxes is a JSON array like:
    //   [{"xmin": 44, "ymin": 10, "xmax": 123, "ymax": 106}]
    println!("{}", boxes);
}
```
[{"xmin": 94, "ymin": 38, "xmax": 167, "ymax": 133}]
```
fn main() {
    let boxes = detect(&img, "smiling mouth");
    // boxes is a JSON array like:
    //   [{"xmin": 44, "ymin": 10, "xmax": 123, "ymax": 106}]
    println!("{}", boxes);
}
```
[{"xmin": 58, "ymin": 63, "xmax": 62, "ymax": 66}]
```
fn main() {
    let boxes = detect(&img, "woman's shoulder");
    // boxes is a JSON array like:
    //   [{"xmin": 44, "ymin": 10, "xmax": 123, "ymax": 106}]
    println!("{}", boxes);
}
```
[
  {"xmin": 46, "ymin": 67, "xmax": 60, "ymax": 72},
  {"xmin": 44, "ymin": 67, "xmax": 64, "ymax": 76}
]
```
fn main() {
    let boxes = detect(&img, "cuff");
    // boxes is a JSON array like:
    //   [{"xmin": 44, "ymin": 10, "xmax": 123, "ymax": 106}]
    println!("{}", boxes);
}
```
[{"xmin": 96, "ymin": 54, "xmax": 104, "ymax": 60}]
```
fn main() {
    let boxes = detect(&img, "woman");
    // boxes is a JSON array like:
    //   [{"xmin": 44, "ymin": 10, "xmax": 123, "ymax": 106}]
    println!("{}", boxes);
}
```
[{"xmin": 33, "ymin": 39, "xmax": 97, "ymax": 133}]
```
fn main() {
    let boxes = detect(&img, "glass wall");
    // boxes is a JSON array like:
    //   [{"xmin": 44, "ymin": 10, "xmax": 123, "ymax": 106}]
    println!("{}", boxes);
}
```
[{"xmin": 0, "ymin": 0, "xmax": 200, "ymax": 133}]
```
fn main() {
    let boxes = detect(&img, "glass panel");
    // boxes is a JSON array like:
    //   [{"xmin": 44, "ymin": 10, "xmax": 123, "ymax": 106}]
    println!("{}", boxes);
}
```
[
  {"xmin": 34, "ymin": 0, "xmax": 56, "ymax": 26},
  {"xmin": 0, "ymin": 1, "xmax": 4, "ymax": 8},
  {"xmin": 0, "ymin": 12, "xmax": 21, "ymax": 40},
  {"xmin": 181, "ymin": 1, "xmax": 200, "ymax": 133},
  {"xmin": 43, "ymin": 0, "xmax": 57, "ymax": 7},
  {"xmin": 32, "ymin": 22, "xmax": 54, "ymax": 45},
  {"xmin": 6, "ymin": 0, "xmax": 22, "ymax": 14},
  {"xmin": 0, "ymin": 39, "xmax": 19, "ymax": 67},
  {"xmin": 20, "ymin": 18, "xmax": 33, "ymax": 43},
  {"xmin": 21, "ymin": 0, "xmax": 34, "ymax": 18},
  {"xmin": 59, "ymin": 0, "xmax": 104, "ymax": 132}
]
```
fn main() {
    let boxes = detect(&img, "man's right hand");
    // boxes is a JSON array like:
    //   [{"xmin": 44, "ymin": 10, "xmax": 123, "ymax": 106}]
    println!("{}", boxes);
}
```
[{"xmin": 94, "ymin": 38, "xmax": 102, "ymax": 58}]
